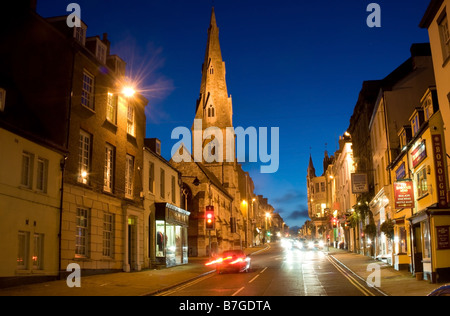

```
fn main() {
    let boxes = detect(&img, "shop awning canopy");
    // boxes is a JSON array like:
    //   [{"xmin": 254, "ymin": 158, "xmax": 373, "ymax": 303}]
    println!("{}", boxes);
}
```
[{"xmin": 155, "ymin": 203, "xmax": 190, "ymax": 227}]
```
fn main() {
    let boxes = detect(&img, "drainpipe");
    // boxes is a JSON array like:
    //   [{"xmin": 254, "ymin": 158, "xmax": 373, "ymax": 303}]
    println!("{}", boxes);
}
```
[{"xmin": 58, "ymin": 156, "xmax": 67, "ymax": 280}]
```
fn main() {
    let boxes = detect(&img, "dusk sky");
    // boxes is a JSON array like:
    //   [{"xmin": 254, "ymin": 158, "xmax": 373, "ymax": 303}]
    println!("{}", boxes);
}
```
[{"xmin": 38, "ymin": 0, "xmax": 431, "ymax": 229}]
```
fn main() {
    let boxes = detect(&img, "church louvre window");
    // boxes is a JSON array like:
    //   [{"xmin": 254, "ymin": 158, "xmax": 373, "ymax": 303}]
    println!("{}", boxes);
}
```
[{"xmin": 208, "ymin": 105, "xmax": 215, "ymax": 118}]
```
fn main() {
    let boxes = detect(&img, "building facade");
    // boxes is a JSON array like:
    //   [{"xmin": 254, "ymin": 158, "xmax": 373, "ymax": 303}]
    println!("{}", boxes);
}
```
[
  {"xmin": 0, "ymin": 127, "xmax": 65, "ymax": 287},
  {"xmin": 0, "ymin": 4, "xmax": 149, "ymax": 278},
  {"xmin": 368, "ymin": 44, "xmax": 435, "ymax": 263},
  {"xmin": 143, "ymin": 139, "xmax": 190, "ymax": 268}
]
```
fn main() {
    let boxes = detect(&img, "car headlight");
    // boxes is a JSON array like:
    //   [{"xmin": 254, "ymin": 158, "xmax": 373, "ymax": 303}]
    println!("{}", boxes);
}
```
[
  {"xmin": 308, "ymin": 242, "xmax": 314, "ymax": 248},
  {"xmin": 319, "ymin": 241, "xmax": 324, "ymax": 248}
]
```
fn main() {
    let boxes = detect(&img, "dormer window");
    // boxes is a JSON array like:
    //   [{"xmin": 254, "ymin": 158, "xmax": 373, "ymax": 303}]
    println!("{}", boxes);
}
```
[
  {"xmin": 421, "ymin": 88, "xmax": 437, "ymax": 122},
  {"xmin": 96, "ymin": 40, "xmax": 107, "ymax": 64},
  {"xmin": 73, "ymin": 23, "xmax": 87, "ymax": 46},
  {"xmin": 107, "ymin": 55, "xmax": 126, "ymax": 77},
  {"xmin": 409, "ymin": 109, "xmax": 424, "ymax": 137},
  {"xmin": 207, "ymin": 105, "xmax": 215, "ymax": 118},
  {"xmin": 411, "ymin": 113, "xmax": 420, "ymax": 136},
  {"xmin": 398, "ymin": 126, "xmax": 411, "ymax": 150}
]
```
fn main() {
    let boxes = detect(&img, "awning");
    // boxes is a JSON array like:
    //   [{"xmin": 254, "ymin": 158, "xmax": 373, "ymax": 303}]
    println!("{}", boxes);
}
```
[{"xmin": 155, "ymin": 203, "xmax": 190, "ymax": 227}]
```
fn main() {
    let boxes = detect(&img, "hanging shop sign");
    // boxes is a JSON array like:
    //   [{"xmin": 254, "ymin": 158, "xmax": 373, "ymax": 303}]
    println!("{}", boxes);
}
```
[
  {"xmin": 394, "ymin": 180, "xmax": 414, "ymax": 209},
  {"xmin": 431, "ymin": 134, "xmax": 449, "ymax": 208},
  {"xmin": 351, "ymin": 173, "xmax": 369, "ymax": 194},
  {"xmin": 411, "ymin": 140, "xmax": 427, "ymax": 168}
]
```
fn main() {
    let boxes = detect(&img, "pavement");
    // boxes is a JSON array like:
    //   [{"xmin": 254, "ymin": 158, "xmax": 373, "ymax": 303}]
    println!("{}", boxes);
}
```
[
  {"xmin": 325, "ymin": 247, "xmax": 442, "ymax": 296},
  {"xmin": 0, "ymin": 243, "xmax": 444, "ymax": 296}
]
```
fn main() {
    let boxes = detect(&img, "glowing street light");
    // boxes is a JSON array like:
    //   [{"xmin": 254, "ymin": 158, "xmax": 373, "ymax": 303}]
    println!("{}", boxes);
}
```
[{"xmin": 122, "ymin": 86, "xmax": 136, "ymax": 98}]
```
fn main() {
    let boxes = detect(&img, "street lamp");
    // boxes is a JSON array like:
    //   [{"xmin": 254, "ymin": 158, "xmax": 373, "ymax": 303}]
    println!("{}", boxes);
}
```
[{"xmin": 122, "ymin": 86, "xmax": 136, "ymax": 98}]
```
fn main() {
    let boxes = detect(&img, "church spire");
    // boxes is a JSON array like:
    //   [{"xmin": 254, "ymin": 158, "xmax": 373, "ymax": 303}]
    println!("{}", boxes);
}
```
[
  {"xmin": 194, "ymin": 7, "xmax": 233, "ymax": 130},
  {"xmin": 307, "ymin": 155, "xmax": 316, "ymax": 178}
]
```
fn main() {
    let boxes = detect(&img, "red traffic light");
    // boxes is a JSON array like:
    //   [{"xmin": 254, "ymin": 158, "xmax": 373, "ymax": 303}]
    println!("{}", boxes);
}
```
[{"xmin": 205, "ymin": 206, "xmax": 215, "ymax": 230}]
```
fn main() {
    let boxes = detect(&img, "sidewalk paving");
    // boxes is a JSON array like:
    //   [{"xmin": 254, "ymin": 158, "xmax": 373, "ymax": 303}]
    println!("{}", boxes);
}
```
[
  {"xmin": 326, "ymin": 247, "xmax": 442, "ymax": 296},
  {"xmin": 0, "ymin": 245, "xmax": 444, "ymax": 296},
  {"xmin": 0, "ymin": 245, "xmax": 269, "ymax": 296}
]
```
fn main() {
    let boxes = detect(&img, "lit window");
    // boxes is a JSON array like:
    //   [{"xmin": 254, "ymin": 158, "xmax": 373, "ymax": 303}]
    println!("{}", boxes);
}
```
[
  {"xmin": 78, "ymin": 130, "xmax": 91, "ymax": 184},
  {"xmin": 81, "ymin": 71, "xmax": 95, "ymax": 110},
  {"xmin": 125, "ymin": 155, "xmax": 134, "ymax": 198},
  {"xmin": 127, "ymin": 104, "xmax": 135, "ymax": 136},
  {"xmin": 423, "ymin": 97, "xmax": 434, "ymax": 121},
  {"xmin": 106, "ymin": 92, "xmax": 117, "ymax": 124},
  {"xmin": 416, "ymin": 167, "xmax": 428, "ymax": 198},
  {"xmin": 32, "ymin": 233, "xmax": 44, "ymax": 270},
  {"xmin": 17, "ymin": 231, "xmax": 29, "ymax": 269},
  {"xmin": 75, "ymin": 208, "xmax": 89, "ymax": 257},
  {"xmin": 104, "ymin": 144, "xmax": 115, "ymax": 193}
]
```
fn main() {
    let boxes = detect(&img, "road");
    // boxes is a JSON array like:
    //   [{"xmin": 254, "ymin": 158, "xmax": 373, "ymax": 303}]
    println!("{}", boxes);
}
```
[{"xmin": 156, "ymin": 242, "xmax": 383, "ymax": 296}]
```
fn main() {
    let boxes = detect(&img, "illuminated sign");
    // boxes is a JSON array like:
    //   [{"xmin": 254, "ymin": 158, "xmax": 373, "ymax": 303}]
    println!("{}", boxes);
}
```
[
  {"xmin": 394, "ymin": 181, "xmax": 414, "ymax": 209},
  {"xmin": 411, "ymin": 140, "xmax": 427, "ymax": 168},
  {"xmin": 431, "ymin": 134, "xmax": 449, "ymax": 208}
]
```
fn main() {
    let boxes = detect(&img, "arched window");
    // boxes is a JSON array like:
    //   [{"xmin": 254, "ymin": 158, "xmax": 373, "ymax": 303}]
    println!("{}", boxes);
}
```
[
  {"xmin": 209, "ymin": 66, "xmax": 214, "ymax": 75},
  {"xmin": 208, "ymin": 105, "xmax": 215, "ymax": 118}
]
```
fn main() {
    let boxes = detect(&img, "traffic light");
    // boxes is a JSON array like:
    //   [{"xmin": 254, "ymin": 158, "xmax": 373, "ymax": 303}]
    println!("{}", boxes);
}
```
[
  {"xmin": 332, "ymin": 217, "xmax": 338, "ymax": 228},
  {"xmin": 205, "ymin": 206, "xmax": 215, "ymax": 230}
]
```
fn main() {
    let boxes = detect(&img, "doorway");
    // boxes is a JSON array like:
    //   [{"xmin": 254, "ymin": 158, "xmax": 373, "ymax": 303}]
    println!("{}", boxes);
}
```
[
  {"xmin": 128, "ymin": 216, "xmax": 137, "ymax": 271},
  {"xmin": 412, "ymin": 224, "xmax": 423, "ymax": 273}
]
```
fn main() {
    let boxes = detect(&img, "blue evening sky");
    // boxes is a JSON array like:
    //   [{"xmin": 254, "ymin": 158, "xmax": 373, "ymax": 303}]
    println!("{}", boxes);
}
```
[{"xmin": 37, "ymin": 0, "xmax": 431, "ymax": 229}]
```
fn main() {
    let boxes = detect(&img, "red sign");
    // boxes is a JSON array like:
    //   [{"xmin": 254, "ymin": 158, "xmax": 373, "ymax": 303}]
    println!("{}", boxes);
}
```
[
  {"xmin": 431, "ymin": 134, "xmax": 449, "ymax": 208},
  {"xmin": 394, "ymin": 181, "xmax": 415, "ymax": 209}
]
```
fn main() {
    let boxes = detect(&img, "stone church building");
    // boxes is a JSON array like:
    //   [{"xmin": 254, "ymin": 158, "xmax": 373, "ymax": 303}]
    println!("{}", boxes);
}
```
[{"xmin": 171, "ymin": 8, "xmax": 246, "ymax": 257}]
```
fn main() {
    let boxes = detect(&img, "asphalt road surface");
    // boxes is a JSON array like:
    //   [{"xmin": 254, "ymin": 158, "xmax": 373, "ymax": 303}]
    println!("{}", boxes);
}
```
[{"xmin": 156, "ymin": 242, "xmax": 383, "ymax": 296}]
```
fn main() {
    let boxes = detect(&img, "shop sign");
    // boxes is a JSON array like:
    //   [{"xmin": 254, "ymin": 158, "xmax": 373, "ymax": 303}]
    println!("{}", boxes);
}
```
[
  {"xmin": 394, "ymin": 181, "xmax": 414, "ymax": 209},
  {"xmin": 411, "ymin": 140, "xmax": 427, "ymax": 168},
  {"xmin": 351, "ymin": 173, "xmax": 369, "ymax": 194},
  {"xmin": 436, "ymin": 226, "xmax": 450, "ymax": 250},
  {"xmin": 395, "ymin": 162, "xmax": 406, "ymax": 180},
  {"xmin": 431, "ymin": 134, "xmax": 449, "ymax": 208}
]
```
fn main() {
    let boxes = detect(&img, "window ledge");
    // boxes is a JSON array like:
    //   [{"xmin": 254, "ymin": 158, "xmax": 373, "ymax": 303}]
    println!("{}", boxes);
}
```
[
  {"xmin": 80, "ymin": 104, "xmax": 96, "ymax": 114},
  {"xmin": 417, "ymin": 193, "xmax": 430, "ymax": 201},
  {"xmin": 104, "ymin": 119, "xmax": 118, "ymax": 131}
]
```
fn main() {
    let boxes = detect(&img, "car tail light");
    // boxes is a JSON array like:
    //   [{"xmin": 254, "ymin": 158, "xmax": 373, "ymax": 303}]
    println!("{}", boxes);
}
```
[
  {"xmin": 230, "ymin": 257, "xmax": 245, "ymax": 265},
  {"xmin": 205, "ymin": 256, "xmax": 232, "ymax": 266}
]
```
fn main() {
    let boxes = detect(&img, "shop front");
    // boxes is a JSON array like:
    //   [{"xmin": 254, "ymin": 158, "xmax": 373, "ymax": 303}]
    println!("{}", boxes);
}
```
[
  {"xmin": 409, "ymin": 208, "xmax": 450, "ymax": 283},
  {"xmin": 155, "ymin": 203, "xmax": 190, "ymax": 267}
]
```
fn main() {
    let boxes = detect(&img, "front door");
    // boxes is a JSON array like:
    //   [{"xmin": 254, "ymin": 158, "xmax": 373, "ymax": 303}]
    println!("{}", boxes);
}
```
[
  {"xmin": 412, "ymin": 224, "xmax": 423, "ymax": 273},
  {"xmin": 128, "ymin": 217, "xmax": 137, "ymax": 270}
]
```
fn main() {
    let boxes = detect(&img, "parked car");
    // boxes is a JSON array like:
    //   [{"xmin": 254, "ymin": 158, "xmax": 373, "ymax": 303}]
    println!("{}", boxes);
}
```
[
  {"xmin": 205, "ymin": 250, "xmax": 251, "ymax": 273},
  {"xmin": 428, "ymin": 284, "xmax": 450, "ymax": 296}
]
